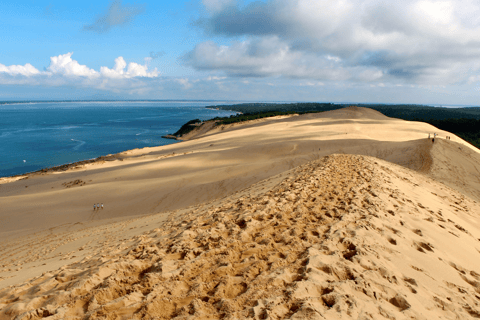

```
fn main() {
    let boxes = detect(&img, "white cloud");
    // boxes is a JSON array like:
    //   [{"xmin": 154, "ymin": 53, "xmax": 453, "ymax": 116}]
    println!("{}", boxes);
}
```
[
  {"xmin": 175, "ymin": 78, "xmax": 201, "ymax": 89},
  {"xmin": 206, "ymin": 76, "xmax": 226, "ymax": 81},
  {"xmin": 47, "ymin": 52, "xmax": 98, "ymax": 77},
  {"xmin": 184, "ymin": 37, "xmax": 381, "ymax": 81},
  {"xmin": 356, "ymin": 69, "xmax": 384, "ymax": 82},
  {"xmin": 0, "ymin": 53, "xmax": 159, "ymax": 94},
  {"xmin": 468, "ymin": 75, "xmax": 480, "ymax": 84},
  {"xmin": 0, "ymin": 63, "xmax": 40, "ymax": 76},
  {"xmin": 189, "ymin": 0, "xmax": 480, "ymax": 85},
  {"xmin": 175, "ymin": 78, "xmax": 192, "ymax": 89},
  {"xmin": 100, "ymin": 56, "xmax": 159, "ymax": 78},
  {"xmin": 300, "ymin": 81, "xmax": 324, "ymax": 87},
  {"xmin": 127, "ymin": 62, "xmax": 158, "ymax": 77},
  {"xmin": 100, "ymin": 56, "xmax": 127, "ymax": 78}
]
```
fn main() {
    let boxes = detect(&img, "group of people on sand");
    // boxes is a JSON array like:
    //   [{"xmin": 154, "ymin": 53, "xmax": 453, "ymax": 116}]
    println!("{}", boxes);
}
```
[
  {"xmin": 93, "ymin": 203, "xmax": 104, "ymax": 210},
  {"xmin": 428, "ymin": 133, "xmax": 451, "ymax": 142}
]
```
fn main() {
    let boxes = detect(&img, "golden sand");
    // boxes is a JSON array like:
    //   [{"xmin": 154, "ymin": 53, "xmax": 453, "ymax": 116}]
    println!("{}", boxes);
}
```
[{"xmin": 1, "ymin": 107, "xmax": 480, "ymax": 319}]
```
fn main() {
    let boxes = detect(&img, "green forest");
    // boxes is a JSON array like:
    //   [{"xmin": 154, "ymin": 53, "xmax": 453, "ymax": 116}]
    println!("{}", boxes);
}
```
[
  {"xmin": 172, "ymin": 119, "xmax": 202, "ymax": 136},
  {"xmin": 212, "ymin": 110, "xmax": 321, "ymax": 125},
  {"xmin": 210, "ymin": 102, "xmax": 480, "ymax": 120}
]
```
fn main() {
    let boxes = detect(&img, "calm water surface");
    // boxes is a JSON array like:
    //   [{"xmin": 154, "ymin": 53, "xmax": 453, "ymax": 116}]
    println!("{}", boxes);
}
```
[{"xmin": 0, "ymin": 101, "xmax": 237, "ymax": 177}]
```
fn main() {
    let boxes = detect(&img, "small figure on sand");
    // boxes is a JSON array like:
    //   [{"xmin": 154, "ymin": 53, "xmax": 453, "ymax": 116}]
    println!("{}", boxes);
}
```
[
  {"xmin": 93, "ymin": 204, "xmax": 96, "ymax": 210},
  {"xmin": 101, "ymin": 203, "xmax": 104, "ymax": 209}
]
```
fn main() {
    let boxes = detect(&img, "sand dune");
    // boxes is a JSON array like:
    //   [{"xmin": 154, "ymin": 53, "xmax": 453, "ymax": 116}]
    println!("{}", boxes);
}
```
[
  {"xmin": 2, "ymin": 107, "xmax": 476, "ymax": 238},
  {"xmin": 1, "ymin": 107, "xmax": 480, "ymax": 319}
]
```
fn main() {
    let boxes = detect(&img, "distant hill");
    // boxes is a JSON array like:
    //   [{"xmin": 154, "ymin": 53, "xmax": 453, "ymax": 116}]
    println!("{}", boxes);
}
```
[
  {"xmin": 210, "ymin": 102, "xmax": 480, "ymax": 120},
  {"xmin": 208, "ymin": 103, "xmax": 480, "ymax": 149}
]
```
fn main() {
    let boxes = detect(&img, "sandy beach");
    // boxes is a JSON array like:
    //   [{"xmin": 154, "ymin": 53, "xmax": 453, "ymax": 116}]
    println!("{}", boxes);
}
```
[{"xmin": 1, "ymin": 106, "xmax": 480, "ymax": 319}]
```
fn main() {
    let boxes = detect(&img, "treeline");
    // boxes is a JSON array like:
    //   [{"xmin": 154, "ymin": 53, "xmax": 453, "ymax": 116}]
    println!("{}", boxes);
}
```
[
  {"xmin": 210, "ymin": 103, "xmax": 480, "ymax": 120},
  {"xmin": 168, "ymin": 111, "xmax": 317, "ymax": 138},
  {"xmin": 212, "ymin": 110, "xmax": 321, "ymax": 125},
  {"xmin": 211, "ymin": 103, "xmax": 342, "ymax": 115},
  {"xmin": 172, "ymin": 119, "xmax": 201, "ymax": 137}
]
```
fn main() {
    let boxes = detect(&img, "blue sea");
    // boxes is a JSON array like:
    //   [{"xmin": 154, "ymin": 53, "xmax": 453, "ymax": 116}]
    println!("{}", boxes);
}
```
[{"xmin": 0, "ymin": 101, "xmax": 237, "ymax": 178}]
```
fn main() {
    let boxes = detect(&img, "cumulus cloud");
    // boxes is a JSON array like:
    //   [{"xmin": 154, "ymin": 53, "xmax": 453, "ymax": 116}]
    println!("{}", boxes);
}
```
[
  {"xmin": 84, "ymin": 0, "xmax": 145, "ymax": 33},
  {"xmin": 187, "ymin": 0, "xmax": 480, "ymax": 85},
  {"xmin": 0, "ymin": 63, "xmax": 40, "ymax": 76},
  {"xmin": 47, "ymin": 52, "xmax": 98, "ymax": 77},
  {"xmin": 100, "ymin": 56, "xmax": 159, "ymax": 78},
  {"xmin": 0, "ymin": 53, "xmax": 159, "ymax": 94}
]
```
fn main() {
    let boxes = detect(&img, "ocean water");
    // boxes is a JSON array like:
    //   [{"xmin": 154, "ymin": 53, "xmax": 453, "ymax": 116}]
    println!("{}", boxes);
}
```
[{"xmin": 0, "ymin": 101, "xmax": 237, "ymax": 178}]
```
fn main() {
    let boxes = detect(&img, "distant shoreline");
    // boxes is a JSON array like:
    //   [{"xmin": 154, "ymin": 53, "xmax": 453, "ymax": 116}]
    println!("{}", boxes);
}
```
[
  {"xmin": 0, "ymin": 99, "xmax": 238, "ymax": 105},
  {"xmin": 0, "ymin": 154, "xmax": 121, "ymax": 181},
  {"xmin": 0, "ymin": 101, "xmax": 239, "ymax": 179},
  {"xmin": 1, "ymin": 99, "xmax": 479, "ymax": 108}
]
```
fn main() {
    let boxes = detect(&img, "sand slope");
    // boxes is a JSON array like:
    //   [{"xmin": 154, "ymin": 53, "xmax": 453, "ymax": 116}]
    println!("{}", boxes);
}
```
[
  {"xmin": 2, "ymin": 107, "xmax": 477, "ymax": 239},
  {"xmin": 1, "ymin": 154, "xmax": 480, "ymax": 319},
  {"xmin": 1, "ymin": 107, "xmax": 480, "ymax": 319}
]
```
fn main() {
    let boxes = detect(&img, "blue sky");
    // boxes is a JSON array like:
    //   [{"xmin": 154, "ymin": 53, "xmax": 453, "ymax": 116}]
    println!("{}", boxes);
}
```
[{"xmin": 1, "ymin": 0, "xmax": 480, "ymax": 104}]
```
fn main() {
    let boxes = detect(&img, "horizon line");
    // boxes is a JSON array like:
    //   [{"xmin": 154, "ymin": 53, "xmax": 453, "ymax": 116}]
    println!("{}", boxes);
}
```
[{"xmin": 0, "ymin": 99, "xmax": 479, "ymax": 108}]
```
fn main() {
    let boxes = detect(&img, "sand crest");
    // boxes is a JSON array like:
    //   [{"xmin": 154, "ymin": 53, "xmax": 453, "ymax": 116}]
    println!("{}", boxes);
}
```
[{"xmin": 1, "ymin": 154, "xmax": 480, "ymax": 319}]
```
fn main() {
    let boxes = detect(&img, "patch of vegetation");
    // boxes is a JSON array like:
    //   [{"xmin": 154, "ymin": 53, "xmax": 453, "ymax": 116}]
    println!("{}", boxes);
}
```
[
  {"xmin": 211, "ymin": 110, "xmax": 322, "ymax": 125},
  {"xmin": 212, "ymin": 103, "xmax": 341, "ymax": 114},
  {"xmin": 209, "ymin": 103, "xmax": 480, "ymax": 120},
  {"xmin": 173, "ymin": 119, "xmax": 202, "ymax": 137}
]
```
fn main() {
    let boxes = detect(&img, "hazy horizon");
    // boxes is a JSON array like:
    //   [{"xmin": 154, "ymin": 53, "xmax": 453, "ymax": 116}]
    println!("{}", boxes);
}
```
[{"xmin": 1, "ymin": 99, "xmax": 479, "ymax": 109}]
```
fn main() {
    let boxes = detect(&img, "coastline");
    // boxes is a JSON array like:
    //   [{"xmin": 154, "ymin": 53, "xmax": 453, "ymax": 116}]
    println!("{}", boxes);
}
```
[
  {"xmin": 0, "ymin": 102, "xmax": 241, "ymax": 181},
  {"xmin": 15, "ymin": 100, "xmax": 480, "ymax": 181},
  {"xmin": 0, "ymin": 99, "xmax": 241, "ymax": 106},
  {"xmin": 161, "ymin": 134, "xmax": 179, "ymax": 140},
  {"xmin": 0, "ymin": 154, "xmax": 122, "ymax": 183},
  {"xmin": 0, "ymin": 108, "xmax": 276, "ymax": 181},
  {"xmin": 0, "ymin": 109, "xmax": 297, "ymax": 181}
]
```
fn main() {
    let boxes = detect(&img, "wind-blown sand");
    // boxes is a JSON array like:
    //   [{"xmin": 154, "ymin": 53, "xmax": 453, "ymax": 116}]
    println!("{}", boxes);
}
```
[{"xmin": 1, "ymin": 106, "xmax": 480, "ymax": 319}]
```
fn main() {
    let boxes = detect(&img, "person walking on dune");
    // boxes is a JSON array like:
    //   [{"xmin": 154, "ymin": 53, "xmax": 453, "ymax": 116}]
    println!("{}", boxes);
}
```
[
  {"xmin": 101, "ymin": 203, "xmax": 104, "ymax": 209},
  {"xmin": 93, "ymin": 204, "xmax": 96, "ymax": 210}
]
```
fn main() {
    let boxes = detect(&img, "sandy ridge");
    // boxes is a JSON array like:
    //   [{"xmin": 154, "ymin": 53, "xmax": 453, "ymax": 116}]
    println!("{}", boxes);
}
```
[{"xmin": 2, "ymin": 154, "xmax": 480, "ymax": 319}]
